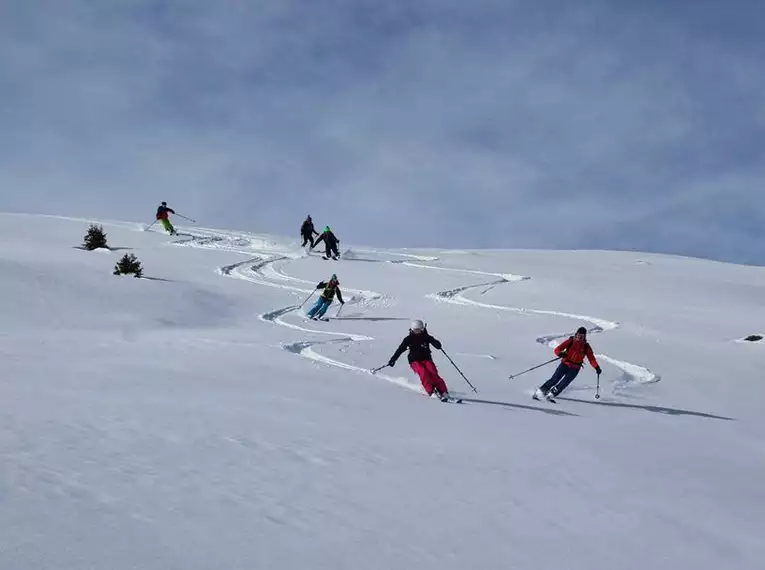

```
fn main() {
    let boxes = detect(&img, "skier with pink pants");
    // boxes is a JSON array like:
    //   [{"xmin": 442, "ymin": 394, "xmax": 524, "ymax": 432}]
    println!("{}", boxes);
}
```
[{"xmin": 388, "ymin": 320, "xmax": 451, "ymax": 402}]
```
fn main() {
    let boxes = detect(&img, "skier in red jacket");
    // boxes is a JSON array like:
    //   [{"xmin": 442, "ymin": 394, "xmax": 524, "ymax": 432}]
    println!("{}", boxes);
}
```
[
  {"xmin": 534, "ymin": 327, "xmax": 601, "ymax": 402},
  {"xmin": 155, "ymin": 202, "xmax": 177, "ymax": 235}
]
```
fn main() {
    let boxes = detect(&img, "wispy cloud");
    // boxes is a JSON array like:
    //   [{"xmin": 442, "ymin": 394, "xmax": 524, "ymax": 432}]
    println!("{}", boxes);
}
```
[{"xmin": 1, "ymin": 1, "xmax": 763, "ymax": 263}]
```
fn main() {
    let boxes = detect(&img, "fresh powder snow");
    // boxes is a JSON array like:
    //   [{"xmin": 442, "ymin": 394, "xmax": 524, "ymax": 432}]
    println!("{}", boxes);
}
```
[{"xmin": 1, "ymin": 213, "xmax": 764, "ymax": 569}]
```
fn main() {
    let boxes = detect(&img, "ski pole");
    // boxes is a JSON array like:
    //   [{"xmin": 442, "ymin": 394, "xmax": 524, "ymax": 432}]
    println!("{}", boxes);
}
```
[
  {"xmin": 595, "ymin": 372, "xmax": 601, "ymax": 399},
  {"xmin": 336, "ymin": 303, "xmax": 345, "ymax": 318},
  {"xmin": 370, "ymin": 364, "xmax": 389, "ymax": 374},
  {"xmin": 145, "ymin": 219, "xmax": 158, "ymax": 231},
  {"xmin": 508, "ymin": 357, "xmax": 560, "ymax": 380},
  {"xmin": 440, "ymin": 349, "xmax": 478, "ymax": 393},
  {"xmin": 176, "ymin": 213, "xmax": 196, "ymax": 223},
  {"xmin": 299, "ymin": 290, "xmax": 316, "ymax": 309}
]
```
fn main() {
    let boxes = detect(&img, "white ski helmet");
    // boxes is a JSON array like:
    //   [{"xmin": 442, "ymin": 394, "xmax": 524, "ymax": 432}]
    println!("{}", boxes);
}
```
[{"xmin": 410, "ymin": 319, "xmax": 425, "ymax": 332}]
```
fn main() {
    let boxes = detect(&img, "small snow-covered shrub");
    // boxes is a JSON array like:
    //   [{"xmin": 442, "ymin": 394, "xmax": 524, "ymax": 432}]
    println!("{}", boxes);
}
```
[
  {"xmin": 83, "ymin": 224, "xmax": 108, "ymax": 250},
  {"xmin": 113, "ymin": 253, "xmax": 143, "ymax": 278}
]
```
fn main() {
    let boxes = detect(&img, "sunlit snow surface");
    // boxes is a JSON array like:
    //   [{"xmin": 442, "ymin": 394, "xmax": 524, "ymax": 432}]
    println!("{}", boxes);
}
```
[{"xmin": 1, "ymin": 213, "xmax": 764, "ymax": 570}]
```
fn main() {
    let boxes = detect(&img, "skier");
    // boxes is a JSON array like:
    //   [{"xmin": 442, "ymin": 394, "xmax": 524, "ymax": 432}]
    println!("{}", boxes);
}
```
[
  {"xmin": 300, "ymin": 215, "xmax": 319, "ymax": 248},
  {"xmin": 388, "ymin": 320, "xmax": 451, "ymax": 402},
  {"xmin": 312, "ymin": 226, "xmax": 340, "ymax": 260},
  {"xmin": 534, "ymin": 327, "xmax": 601, "ymax": 402},
  {"xmin": 156, "ymin": 201, "xmax": 177, "ymax": 235},
  {"xmin": 306, "ymin": 274, "xmax": 345, "ymax": 320}
]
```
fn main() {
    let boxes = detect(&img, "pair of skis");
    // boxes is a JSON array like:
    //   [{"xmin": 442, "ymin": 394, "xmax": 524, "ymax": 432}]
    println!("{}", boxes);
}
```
[
  {"xmin": 532, "ymin": 390, "xmax": 558, "ymax": 404},
  {"xmin": 511, "ymin": 359, "xmax": 602, "ymax": 403},
  {"xmin": 369, "ymin": 365, "xmax": 463, "ymax": 404},
  {"xmin": 434, "ymin": 394, "xmax": 464, "ymax": 404}
]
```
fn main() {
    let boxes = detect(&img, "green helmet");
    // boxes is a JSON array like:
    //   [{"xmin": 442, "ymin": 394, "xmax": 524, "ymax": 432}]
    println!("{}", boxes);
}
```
[{"xmin": 324, "ymin": 226, "xmax": 331, "ymax": 232}]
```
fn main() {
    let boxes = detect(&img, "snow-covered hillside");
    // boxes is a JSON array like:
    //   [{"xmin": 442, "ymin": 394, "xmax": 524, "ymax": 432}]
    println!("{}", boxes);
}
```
[{"xmin": 2, "ymin": 213, "xmax": 764, "ymax": 570}]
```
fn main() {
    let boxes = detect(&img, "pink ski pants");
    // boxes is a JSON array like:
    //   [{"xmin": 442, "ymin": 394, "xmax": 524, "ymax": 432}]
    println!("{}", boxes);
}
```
[{"xmin": 410, "ymin": 360, "xmax": 448, "ymax": 395}]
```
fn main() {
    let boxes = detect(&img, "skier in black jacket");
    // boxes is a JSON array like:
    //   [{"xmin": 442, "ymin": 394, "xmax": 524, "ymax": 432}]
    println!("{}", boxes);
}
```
[
  {"xmin": 300, "ymin": 215, "xmax": 319, "ymax": 248},
  {"xmin": 312, "ymin": 226, "xmax": 340, "ymax": 260},
  {"xmin": 388, "ymin": 320, "xmax": 450, "ymax": 401}
]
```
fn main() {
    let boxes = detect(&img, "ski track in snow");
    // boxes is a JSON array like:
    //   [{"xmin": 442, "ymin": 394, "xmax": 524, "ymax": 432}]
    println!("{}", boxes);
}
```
[
  {"xmin": 535, "ymin": 332, "xmax": 661, "ymax": 388},
  {"xmin": 353, "ymin": 249, "xmax": 440, "ymax": 262},
  {"xmin": 179, "ymin": 233, "xmax": 423, "ymax": 395},
  {"xmin": 598, "ymin": 356, "xmax": 662, "ymax": 389},
  {"xmin": 398, "ymin": 261, "xmax": 529, "ymax": 284},
  {"xmin": 178, "ymin": 230, "xmax": 660, "ymax": 399},
  {"xmin": 283, "ymin": 339, "xmax": 423, "ymax": 394},
  {"xmin": 218, "ymin": 256, "xmax": 310, "ymax": 294},
  {"xmin": 418, "ymin": 260, "xmax": 661, "ymax": 394},
  {"xmin": 260, "ymin": 306, "xmax": 373, "ymax": 341},
  {"xmin": 427, "ymin": 280, "xmax": 618, "ymax": 331}
]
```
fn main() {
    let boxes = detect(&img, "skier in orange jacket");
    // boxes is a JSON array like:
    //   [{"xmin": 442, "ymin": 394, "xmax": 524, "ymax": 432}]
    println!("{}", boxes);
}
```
[{"xmin": 534, "ymin": 327, "xmax": 601, "ymax": 402}]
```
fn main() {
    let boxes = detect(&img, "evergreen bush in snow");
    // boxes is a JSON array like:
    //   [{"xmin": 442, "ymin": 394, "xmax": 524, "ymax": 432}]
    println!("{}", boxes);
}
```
[
  {"xmin": 83, "ymin": 224, "xmax": 108, "ymax": 250},
  {"xmin": 113, "ymin": 253, "xmax": 143, "ymax": 278}
]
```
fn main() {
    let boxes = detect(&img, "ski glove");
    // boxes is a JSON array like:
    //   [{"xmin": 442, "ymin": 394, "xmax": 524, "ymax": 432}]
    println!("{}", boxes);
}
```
[
  {"xmin": 431, "ymin": 340, "xmax": 442, "ymax": 350},
  {"xmin": 595, "ymin": 366, "xmax": 602, "ymax": 374},
  {"xmin": 388, "ymin": 359, "xmax": 396, "ymax": 367}
]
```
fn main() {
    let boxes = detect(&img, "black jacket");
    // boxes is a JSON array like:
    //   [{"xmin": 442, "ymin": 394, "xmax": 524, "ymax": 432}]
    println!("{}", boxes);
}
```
[
  {"xmin": 316, "ymin": 281, "xmax": 344, "ymax": 303},
  {"xmin": 314, "ymin": 230, "xmax": 339, "ymax": 248},
  {"xmin": 156, "ymin": 205, "xmax": 175, "ymax": 218},
  {"xmin": 301, "ymin": 219, "xmax": 318, "ymax": 237},
  {"xmin": 390, "ymin": 331, "xmax": 442, "ymax": 365}
]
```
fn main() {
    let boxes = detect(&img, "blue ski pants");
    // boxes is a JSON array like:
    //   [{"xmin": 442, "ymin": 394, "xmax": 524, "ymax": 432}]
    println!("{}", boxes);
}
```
[
  {"xmin": 307, "ymin": 296, "xmax": 332, "ymax": 318},
  {"xmin": 539, "ymin": 362, "xmax": 580, "ymax": 395}
]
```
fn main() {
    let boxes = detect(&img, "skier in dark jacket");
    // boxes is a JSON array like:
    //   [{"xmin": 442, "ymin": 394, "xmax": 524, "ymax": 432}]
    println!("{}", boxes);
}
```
[
  {"xmin": 312, "ymin": 226, "xmax": 340, "ymax": 260},
  {"xmin": 156, "ymin": 202, "xmax": 177, "ymax": 235},
  {"xmin": 306, "ymin": 274, "xmax": 345, "ymax": 320},
  {"xmin": 534, "ymin": 326, "xmax": 601, "ymax": 402},
  {"xmin": 389, "ymin": 320, "xmax": 450, "ymax": 401},
  {"xmin": 300, "ymin": 215, "xmax": 319, "ymax": 248}
]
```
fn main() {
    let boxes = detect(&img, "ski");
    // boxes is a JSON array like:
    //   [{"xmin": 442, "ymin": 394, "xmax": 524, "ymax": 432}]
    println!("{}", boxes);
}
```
[
  {"xmin": 532, "ymin": 390, "xmax": 556, "ymax": 404},
  {"xmin": 428, "ymin": 393, "xmax": 463, "ymax": 404}
]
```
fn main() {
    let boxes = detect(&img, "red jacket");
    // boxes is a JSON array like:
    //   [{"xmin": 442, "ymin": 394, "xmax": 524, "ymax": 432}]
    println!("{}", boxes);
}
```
[
  {"xmin": 156, "ymin": 205, "xmax": 175, "ymax": 220},
  {"xmin": 555, "ymin": 337, "xmax": 599, "ymax": 369}
]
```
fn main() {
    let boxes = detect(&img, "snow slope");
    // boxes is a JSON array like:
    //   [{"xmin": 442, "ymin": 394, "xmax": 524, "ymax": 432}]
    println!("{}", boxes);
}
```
[{"xmin": 1, "ymin": 213, "xmax": 764, "ymax": 570}]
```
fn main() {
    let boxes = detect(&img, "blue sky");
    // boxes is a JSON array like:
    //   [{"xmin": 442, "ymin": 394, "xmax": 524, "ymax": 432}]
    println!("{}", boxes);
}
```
[{"xmin": 1, "ymin": 0, "xmax": 763, "ymax": 264}]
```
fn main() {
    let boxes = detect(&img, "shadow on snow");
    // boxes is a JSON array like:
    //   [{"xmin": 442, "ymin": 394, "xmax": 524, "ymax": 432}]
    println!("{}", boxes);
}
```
[
  {"xmin": 72, "ymin": 245, "xmax": 134, "ymax": 251},
  {"xmin": 333, "ymin": 317, "xmax": 409, "ymax": 322},
  {"xmin": 139, "ymin": 276, "xmax": 176, "ymax": 282},
  {"xmin": 459, "ymin": 397, "xmax": 578, "ymax": 417},
  {"xmin": 559, "ymin": 397, "xmax": 734, "ymax": 420}
]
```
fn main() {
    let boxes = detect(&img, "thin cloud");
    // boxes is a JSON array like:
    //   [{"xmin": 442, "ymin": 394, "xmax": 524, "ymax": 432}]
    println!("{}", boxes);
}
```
[{"xmin": 0, "ymin": 1, "xmax": 763, "ymax": 263}]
